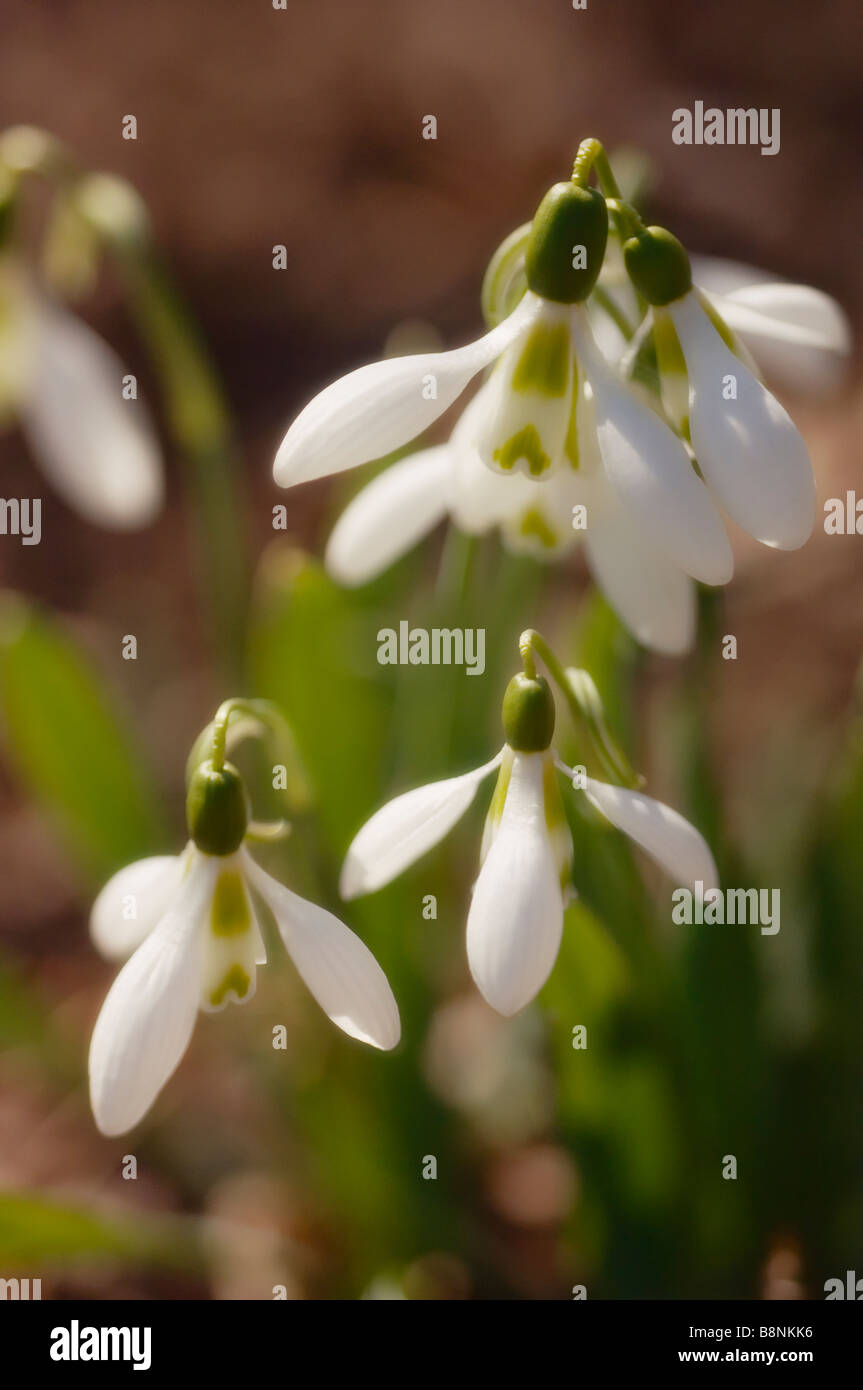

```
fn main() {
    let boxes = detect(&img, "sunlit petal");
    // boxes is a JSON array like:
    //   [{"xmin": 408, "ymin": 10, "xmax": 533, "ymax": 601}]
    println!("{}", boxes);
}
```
[
  {"xmin": 273, "ymin": 294, "xmax": 540, "ymax": 487},
  {"xmin": 243, "ymin": 853, "xmax": 400, "ymax": 1050},
  {"xmin": 572, "ymin": 306, "xmax": 733, "ymax": 585},
  {"xmin": 671, "ymin": 291, "xmax": 816, "ymax": 549},
  {"xmin": 340, "ymin": 753, "xmax": 503, "ymax": 899},
  {"xmin": 88, "ymin": 854, "xmax": 215, "ymax": 1136},
  {"xmin": 583, "ymin": 776, "xmax": 718, "ymax": 890},
  {"xmin": 326, "ymin": 445, "xmax": 450, "ymax": 585},
  {"xmin": 90, "ymin": 852, "xmax": 186, "ymax": 962},
  {"xmin": 467, "ymin": 752, "xmax": 565, "ymax": 1016}
]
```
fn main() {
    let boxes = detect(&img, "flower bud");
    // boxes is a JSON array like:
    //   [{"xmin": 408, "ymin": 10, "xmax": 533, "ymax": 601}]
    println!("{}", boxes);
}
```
[
  {"xmin": 502, "ymin": 673, "xmax": 555, "ymax": 752},
  {"xmin": 623, "ymin": 226, "xmax": 692, "ymax": 306},
  {"xmin": 186, "ymin": 759, "xmax": 248, "ymax": 856},
  {"xmin": 525, "ymin": 182, "xmax": 608, "ymax": 304}
]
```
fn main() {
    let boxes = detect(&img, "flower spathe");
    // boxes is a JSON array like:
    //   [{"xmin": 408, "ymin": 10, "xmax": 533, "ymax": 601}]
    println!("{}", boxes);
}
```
[
  {"xmin": 89, "ymin": 842, "xmax": 400, "ymax": 1136},
  {"xmin": 340, "ymin": 743, "xmax": 717, "ymax": 1017}
]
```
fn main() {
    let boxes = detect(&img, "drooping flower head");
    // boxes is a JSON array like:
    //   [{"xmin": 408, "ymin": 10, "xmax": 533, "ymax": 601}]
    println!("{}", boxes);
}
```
[
  {"xmin": 341, "ymin": 631, "xmax": 717, "ymax": 1016},
  {"xmin": 273, "ymin": 138, "xmax": 847, "ymax": 655},
  {"xmin": 88, "ymin": 699, "xmax": 399, "ymax": 1136}
]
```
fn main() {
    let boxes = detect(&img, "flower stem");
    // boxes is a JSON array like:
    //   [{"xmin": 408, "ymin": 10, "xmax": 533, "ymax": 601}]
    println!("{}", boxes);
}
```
[
  {"xmin": 518, "ymin": 629, "xmax": 641, "ymax": 788},
  {"xmin": 571, "ymin": 138, "xmax": 622, "ymax": 199},
  {"xmin": 591, "ymin": 284, "xmax": 638, "ymax": 342}
]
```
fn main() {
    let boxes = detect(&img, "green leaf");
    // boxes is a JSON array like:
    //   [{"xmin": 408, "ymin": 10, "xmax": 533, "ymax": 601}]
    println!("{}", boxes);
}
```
[
  {"xmin": 247, "ymin": 547, "xmax": 395, "ymax": 850},
  {"xmin": 0, "ymin": 592, "xmax": 166, "ymax": 883},
  {"xmin": 0, "ymin": 1191, "xmax": 200, "ymax": 1274}
]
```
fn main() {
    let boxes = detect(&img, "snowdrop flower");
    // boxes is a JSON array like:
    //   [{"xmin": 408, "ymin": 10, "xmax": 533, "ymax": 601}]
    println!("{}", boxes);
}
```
[
  {"xmin": 690, "ymin": 255, "xmax": 851, "ymax": 398},
  {"xmin": 341, "ymin": 653, "xmax": 716, "ymax": 1016},
  {"xmin": 273, "ymin": 180, "xmax": 729, "ymax": 592},
  {"xmin": 624, "ymin": 227, "xmax": 818, "ymax": 551},
  {"xmin": 326, "ymin": 374, "xmax": 697, "ymax": 656},
  {"xmin": 0, "ymin": 264, "xmax": 163, "ymax": 528},
  {"xmin": 89, "ymin": 717, "xmax": 399, "ymax": 1136}
]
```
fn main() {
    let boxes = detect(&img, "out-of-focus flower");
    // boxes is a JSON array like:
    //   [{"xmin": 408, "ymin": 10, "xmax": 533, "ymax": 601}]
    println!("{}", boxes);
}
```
[
  {"xmin": 89, "ymin": 718, "xmax": 399, "ymax": 1137},
  {"xmin": 341, "ymin": 666, "xmax": 716, "ymax": 1016},
  {"xmin": 0, "ymin": 264, "xmax": 163, "ymax": 528}
]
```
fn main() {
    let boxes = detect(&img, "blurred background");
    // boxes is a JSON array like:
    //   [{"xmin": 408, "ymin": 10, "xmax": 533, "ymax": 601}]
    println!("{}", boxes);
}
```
[{"xmin": 0, "ymin": 0, "xmax": 861, "ymax": 1299}]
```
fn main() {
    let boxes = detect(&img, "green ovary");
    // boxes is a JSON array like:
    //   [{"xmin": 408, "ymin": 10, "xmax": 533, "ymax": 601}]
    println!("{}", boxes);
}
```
[
  {"xmin": 511, "ymin": 320, "xmax": 570, "ymax": 396},
  {"xmin": 209, "ymin": 964, "xmax": 251, "ymax": 1008},
  {"xmin": 494, "ymin": 424, "xmax": 550, "ymax": 476}
]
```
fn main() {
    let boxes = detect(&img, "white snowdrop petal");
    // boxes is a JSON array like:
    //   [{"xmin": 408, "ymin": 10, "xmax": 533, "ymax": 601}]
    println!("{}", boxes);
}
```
[
  {"xmin": 571, "ymin": 307, "xmax": 733, "ymax": 585},
  {"xmin": 583, "ymin": 474, "xmax": 696, "ymax": 655},
  {"xmin": 325, "ymin": 445, "xmax": 451, "ymax": 586},
  {"xmin": 584, "ymin": 777, "xmax": 718, "ymax": 891},
  {"xmin": 340, "ymin": 753, "xmax": 503, "ymax": 898},
  {"xmin": 273, "ymin": 294, "xmax": 540, "ymax": 487},
  {"xmin": 467, "ymin": 753, "xmax": 565, "ymax": 1016},
  {"xmin": 88, "ymin": 855, "xmax": 215, "ymax": 1137},
  {"xmin": 712, "ymin": 283, "xmax": 851, "ymax": 396},
  {"xmin": 689, "ymin": 255, "xmax": 768, "ymax": 300},
  {"xmin": 671, "ymin": 292, "xmax": 816, "ymax": 550},
  {"xmin": 243, "ymin": 855, "xmax": 400, "ymax": 1050},
  {"xmin": 22, "ymin": 303, "xmax": 163, "ymax": 530},
  {"xmin": 90, "ymin": 853, "xmax": 185, "ymax": 962}
]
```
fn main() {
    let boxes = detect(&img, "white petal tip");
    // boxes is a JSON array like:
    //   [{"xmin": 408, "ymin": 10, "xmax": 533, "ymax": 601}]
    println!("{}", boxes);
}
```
[{"xmin": 338, "ymin": 858, "xmax": 367, "ymax": 901}]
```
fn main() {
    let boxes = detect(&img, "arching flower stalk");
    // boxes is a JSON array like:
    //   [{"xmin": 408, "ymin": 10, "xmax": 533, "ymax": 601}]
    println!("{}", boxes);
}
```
[
  {"xmin": 273, "ymin": 138, "xmax": 848, "ymax": 655},
  {"xmin": 88, "ymin": 699, "xmax": 400, "ymax": 1137},
  {"xmin": 341, "ymin": 631, "xmax": 717, "ymax": 1016}
]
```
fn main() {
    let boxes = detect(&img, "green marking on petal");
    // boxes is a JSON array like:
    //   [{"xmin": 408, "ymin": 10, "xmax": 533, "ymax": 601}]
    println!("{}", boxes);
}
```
[
  {"xmin": 542, "ymin": 757, "xmax": 573, "ymax": 892},
  {"xmin": 564, "ymin": 356, "xmax": 580, "ymax": 469},
  {"xmin": 511, "ymin": 320, "xmax": 570, "ymax": 397},
  {"xmin": 696, "ymin": 289, "xmax": 738, "ymax": 352},
  {"xmin": 653, "ymin": 309, "xmax": 691, "ymax": 441},
  {"xmin": 210, "ymin": 870, "xmax": 251, "ymax": 937},
  {"xmin": 487, "ymin": 750, "xmax": 514, "ymax": 823},
  {"xmin": 494, "ymin": 424, "xmax": 550, "ymax": 476},
  {"xmin": 209, "ymin": 964, "xmax": 251, "ymax": 1008},
  {"xmin": 519, "ymin": 507, "xmax": 559, "ymax": 550},
  {"xmin": 543, "ymin": 756, "xmax": 566, "ymax": 831}
]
